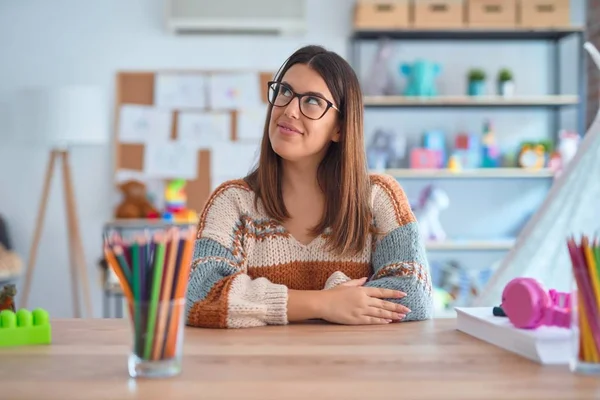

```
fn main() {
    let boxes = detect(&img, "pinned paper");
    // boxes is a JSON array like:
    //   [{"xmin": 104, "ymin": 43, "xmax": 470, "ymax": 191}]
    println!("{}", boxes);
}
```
[
  {"xmin": 118, "ymin": 105, "xmax": 172, "ymax": 144},
  {"xmin": 143, "ymin": 140, "xmax": 198, "ymax": 179},
  {"xmin": 154, "ymin": 73, "xmax": 207, "ymax": 109},
  {"xmin": 208, "ymin": 73, "xmax": 261, "ymax": 110},
  {"xmin": 177, "ymin": 112, "xmax": 231, "ymax": 148}
]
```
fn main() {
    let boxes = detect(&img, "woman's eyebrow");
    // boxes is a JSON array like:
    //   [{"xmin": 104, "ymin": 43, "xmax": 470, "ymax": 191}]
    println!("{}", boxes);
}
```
[{"xmin": 281, "ymin": 80, "xmax": 327, "ymax": 99}]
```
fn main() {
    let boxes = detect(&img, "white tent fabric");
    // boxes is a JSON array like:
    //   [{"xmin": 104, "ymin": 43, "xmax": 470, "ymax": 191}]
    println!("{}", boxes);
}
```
[{"xmin": 474, "ymin": 42, "xmax": 600, "ymax": 306}]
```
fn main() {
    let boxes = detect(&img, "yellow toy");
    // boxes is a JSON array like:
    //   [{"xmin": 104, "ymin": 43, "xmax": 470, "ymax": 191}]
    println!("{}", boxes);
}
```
[{"xmin": 163, "ymin": 179, "xmax": 197, "ymax": 223}]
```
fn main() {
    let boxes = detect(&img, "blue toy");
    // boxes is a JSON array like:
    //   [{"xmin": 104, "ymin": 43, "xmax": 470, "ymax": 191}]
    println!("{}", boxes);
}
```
[{"xmin": 400, "ymin": 60, "xmax": 441, "ymax": 97}]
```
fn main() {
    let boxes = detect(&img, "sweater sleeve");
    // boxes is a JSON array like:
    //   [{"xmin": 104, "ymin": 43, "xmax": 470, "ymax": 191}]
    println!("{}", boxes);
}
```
[
  {"xmin": 364, "ymin": 174, "xmax": 433, "ymax": 321},
  {"xmin": 185, "ymin": 181, "xmax": 288, "ymax": 329}
]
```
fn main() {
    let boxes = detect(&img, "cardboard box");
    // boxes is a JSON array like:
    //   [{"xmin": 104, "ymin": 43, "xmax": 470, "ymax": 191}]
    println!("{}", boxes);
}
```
[
  {"xmin": 519, "ymin": 0, "xmax": 570, "ymax": 27},
  {"xmin": 413, "ymin": 0, "xmax": 465, "ymax": 29},
  {"xmin": 354, "ymin": 0, "xmax": 411, "ymax": 29},
  {"xmin": 467, "ymin": 0, "xmax": 517, "ymax": 27}
]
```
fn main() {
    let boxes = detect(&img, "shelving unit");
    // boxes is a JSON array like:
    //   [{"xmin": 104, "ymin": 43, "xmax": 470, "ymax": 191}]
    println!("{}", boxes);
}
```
[
  {"xmin": 351, "ymin": 25, "xmax": 586, "ymax": 313},
  {"xmin": 350, "ymin": 27, "xmax": 587, "ymax": 136}
]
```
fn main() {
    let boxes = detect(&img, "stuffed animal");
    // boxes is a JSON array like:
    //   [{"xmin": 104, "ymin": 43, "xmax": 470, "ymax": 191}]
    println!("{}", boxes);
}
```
[
  {"xmin": 400, "ymin": 60, "xmax": 441, "ymax": 97},
  {"xmin": 0, "ymin": 284, "xmax": 16, "ymax": 312},
  {"xmin": 114, "ymin": 180, "xmax": 159, "ymax": 219}
]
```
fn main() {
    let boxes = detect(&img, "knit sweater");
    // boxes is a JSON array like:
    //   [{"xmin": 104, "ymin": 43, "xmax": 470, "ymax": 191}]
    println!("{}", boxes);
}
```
[{"xmin": 185, "ymin": 173, "xmax": 433, "ymax": 328}]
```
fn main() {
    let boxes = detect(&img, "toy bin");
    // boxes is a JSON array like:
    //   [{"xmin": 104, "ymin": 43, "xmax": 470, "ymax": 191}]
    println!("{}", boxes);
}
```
[
  {"xmin": 354, "ymin": 0, "xmax": 411, "ymax": 29},
  {"xmin": 518, "ymin": 0, "xmax": 570, "ymax": 27},
  {"xmin": 467, "ymin": 0, "xmax": 517, "ymax": 27},
  {"xmin": 412, "ymin": 0, "xmax": 465, "ymax": 28}
]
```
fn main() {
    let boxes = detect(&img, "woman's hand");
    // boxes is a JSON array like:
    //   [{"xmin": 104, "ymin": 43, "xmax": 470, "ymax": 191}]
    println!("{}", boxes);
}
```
[{"xmin": 317, "ymin": 285, "xmax": 410, "ymax": 325}]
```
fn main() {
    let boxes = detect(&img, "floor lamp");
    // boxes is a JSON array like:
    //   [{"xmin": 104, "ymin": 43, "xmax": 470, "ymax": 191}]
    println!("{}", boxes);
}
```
[{"xmin": 15, "ymin": 85, "xmax": 109, "ymax": 318}]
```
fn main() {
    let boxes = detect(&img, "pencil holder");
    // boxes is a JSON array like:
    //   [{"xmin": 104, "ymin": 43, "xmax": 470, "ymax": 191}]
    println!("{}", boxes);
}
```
[
  {"xmin": 128, "ymin": 298, "xmax": 186, "ymax": 379},
  {"xmin": 567, "ymin": 235, "xmax": 600, "ymax": 375}
]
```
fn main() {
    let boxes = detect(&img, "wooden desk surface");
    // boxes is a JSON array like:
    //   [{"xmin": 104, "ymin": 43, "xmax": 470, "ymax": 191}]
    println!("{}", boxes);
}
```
[{"xmin": 0, "ymin": 318, "xmax": 598, "ymax": 400}]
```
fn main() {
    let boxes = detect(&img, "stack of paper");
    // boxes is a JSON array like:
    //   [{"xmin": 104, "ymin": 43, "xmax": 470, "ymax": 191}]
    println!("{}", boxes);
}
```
[{"xmin": 455, "ymin": 307, "xmax": 572, "ymax": 365}]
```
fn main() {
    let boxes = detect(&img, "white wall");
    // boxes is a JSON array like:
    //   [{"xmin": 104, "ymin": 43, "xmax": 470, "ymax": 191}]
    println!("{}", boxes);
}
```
[{"xmin": 0, "ymin": 0, "xmax": 586, "ymax": 317}]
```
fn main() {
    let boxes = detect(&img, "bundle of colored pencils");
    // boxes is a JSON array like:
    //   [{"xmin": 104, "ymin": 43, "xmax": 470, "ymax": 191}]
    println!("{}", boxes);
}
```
[
  {"xmin": 103, "ymin": 227, "xmax": 195, "ymax": 361},
  {"xmin": 567, "ymin": 235, "xmax": 600, "ymax": 364}
]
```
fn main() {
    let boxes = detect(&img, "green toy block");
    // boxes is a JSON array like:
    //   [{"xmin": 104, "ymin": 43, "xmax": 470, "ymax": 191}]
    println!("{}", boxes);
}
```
[{"xmin": 0, "ymin": 308, "xmax": 51, "ymax": 347}]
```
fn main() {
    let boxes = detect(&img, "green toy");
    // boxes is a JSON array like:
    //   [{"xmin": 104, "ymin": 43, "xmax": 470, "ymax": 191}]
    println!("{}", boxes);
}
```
[{"xmin": 0, "ymin": 308, "xmax": 51, "ymax": 347}]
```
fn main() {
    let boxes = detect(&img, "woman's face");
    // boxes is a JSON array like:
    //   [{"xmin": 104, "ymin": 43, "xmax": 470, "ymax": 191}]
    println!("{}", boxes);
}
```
[{"xmin": 268, "ymin": 63, "xmax": 340, "ymax": 163}]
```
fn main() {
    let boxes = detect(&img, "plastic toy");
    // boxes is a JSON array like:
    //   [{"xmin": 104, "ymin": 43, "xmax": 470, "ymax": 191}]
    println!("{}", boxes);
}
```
[
  {"xmin": 481, "ymin": 120, "xmax": 500, "ymax": 168},
  {"xmin": 550, "ymin": 130, "xmax": 581, "ymax": 177},
  {"xmin": 423, "ymin": 130, "xmax": 446, "ymax": 167},
  {"xmin": 366, "ymin": 129, "xmax": 406, "ymax": 170},
  {"xmin": 364, "ymin": 38, "xmax": 396, "ymax": 96},
  {"xmin": 501, "ymin": 277, "xmax": 571, "ymax": 330},
  {"xmin": 400, "ymin": 60, "xmax": 441, "ymax": 97},
  {"xmin": 0, "ymin": 308, "xmax": 51, "ymax": 347},
  {"xmin": 163, "ymin": 179, "xmax": 197, "ymax": 223},
  {"xmin": 0, "ymin": 284, "xmax": 16, "ymax": 312},
  {"xmin": 413, "ymin": 185, "xmax": 449, "ymax": 241}
]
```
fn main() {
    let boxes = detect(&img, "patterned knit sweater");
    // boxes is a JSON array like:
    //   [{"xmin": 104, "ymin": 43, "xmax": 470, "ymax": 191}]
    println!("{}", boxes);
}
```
[{"xmin": 185, "ymin": 173, "xmax": 433, "ymax": 328}]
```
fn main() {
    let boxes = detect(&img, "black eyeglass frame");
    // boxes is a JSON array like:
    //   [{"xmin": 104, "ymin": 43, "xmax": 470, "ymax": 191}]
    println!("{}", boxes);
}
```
[{"xmin": 266, "ymin": 80, "xmax": 340, "ymax": 120}]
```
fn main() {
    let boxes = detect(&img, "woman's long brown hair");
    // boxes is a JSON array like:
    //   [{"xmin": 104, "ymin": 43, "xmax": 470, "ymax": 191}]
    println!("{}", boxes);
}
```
[{"xmin": 244, "ymin": 45, "xmax": 372, "ymax": 257}]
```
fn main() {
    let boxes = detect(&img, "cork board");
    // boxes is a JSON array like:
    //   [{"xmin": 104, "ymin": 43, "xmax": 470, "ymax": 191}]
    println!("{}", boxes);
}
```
[{"xmin": 113, "ymin": 70, "xmax": 273, "ymax": 213}]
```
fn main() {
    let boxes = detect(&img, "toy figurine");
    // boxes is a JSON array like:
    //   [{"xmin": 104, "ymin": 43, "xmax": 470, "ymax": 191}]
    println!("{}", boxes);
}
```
[
  {"xmin": 400, "ymin": 60, "xmax": 441, "ymax": 97},
  {"xmin": 0, "ymin": 284, "xmax": 16, "ymax": 312},
  {"xmin": 163, "ymin": 179, "xmax": 197, "ymax": 223},
  {"xmin": 413, "ymin": 185, "xmax": 449, "ymax": 242}
]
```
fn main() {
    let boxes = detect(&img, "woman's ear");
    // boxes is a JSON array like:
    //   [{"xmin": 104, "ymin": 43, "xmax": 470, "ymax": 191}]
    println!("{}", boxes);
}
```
[{"xmin": 331, "ymin": 127, "xmax": 341, "ymax": 143}]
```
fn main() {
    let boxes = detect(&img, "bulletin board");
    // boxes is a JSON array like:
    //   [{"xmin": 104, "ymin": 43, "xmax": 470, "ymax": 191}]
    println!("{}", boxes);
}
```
[{"xmin": 113, "ymin": 70, "xmax": 273, "ymax": 214}]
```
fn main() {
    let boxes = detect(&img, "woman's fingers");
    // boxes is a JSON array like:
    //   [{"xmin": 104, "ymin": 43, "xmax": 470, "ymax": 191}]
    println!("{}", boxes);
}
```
[
  {"xmin": 370, "ymin": 298, "xmax": 411, "ymax": 315},
  {"xmin": 359, "ymin": 316, "xmax": 394, "ymax": 325},
  {"xmin": 366, "ymin": 306, "xmax": 405, "ymax": 321},
  {"xmin": 363, "ymin": 287, "xmax": 406, "ymax": 299},
  {"xmin": 340, "ymin": 277, "xmax": 368, "ymax": 287}
]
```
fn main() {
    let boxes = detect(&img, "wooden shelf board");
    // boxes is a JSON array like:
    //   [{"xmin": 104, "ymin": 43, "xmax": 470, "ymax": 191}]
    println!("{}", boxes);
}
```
[
  {"xmin": 352, "ymin": 27, "xmax": 585, "ymax": 41},
  {"xmin": 384, "ymin": 168, "xmax": 554, "ymax": 179},
  {"xmin": 363, "ymin": 95, "xmax": 579, "ymax": 108},
  {"xmin": 426, "ymin": 240, "xmax": 515, "ymax": 251}
]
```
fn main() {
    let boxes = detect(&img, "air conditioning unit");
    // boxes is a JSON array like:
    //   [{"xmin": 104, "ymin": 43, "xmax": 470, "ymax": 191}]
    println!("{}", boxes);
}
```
[{"xmin": 164, "ymin": 0, "xmax": 307, "ymax": 35}]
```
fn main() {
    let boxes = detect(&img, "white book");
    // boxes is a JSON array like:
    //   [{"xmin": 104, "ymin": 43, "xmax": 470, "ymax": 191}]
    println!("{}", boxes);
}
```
[{"xmin": 455, "ymin": 307, "xmax": 572, "ymax": 365}]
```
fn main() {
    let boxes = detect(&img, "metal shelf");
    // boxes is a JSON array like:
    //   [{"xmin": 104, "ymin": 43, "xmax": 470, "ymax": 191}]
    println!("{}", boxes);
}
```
[
  {"xmin": 384, "ymin": 168, "xmax": 555, "ymax": 179},
  {"xmin": 363, "ymin": 95, "xmax": 579, "ymax": 108},
  {"xmin": 426, "ymin": 240, "xmax": 515, "ymax": 251},
  {"xmin": 351, "ymin": 27, "xmax": 585, "ymax": 41}
]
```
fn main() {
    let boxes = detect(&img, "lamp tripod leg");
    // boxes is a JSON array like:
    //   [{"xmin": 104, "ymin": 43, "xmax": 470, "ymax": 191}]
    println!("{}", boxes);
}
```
[
  {"xmin": 61, "ymin": 150, "xmax": 93, "ymax": 318},
  {"xmin": 20, "ymin": 150, "xmax": 58, "ymax": 309}
]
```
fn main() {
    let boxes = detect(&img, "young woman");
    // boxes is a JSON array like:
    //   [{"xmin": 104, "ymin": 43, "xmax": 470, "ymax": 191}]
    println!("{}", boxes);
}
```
[{"xmin": 186, "ymin": 45, "xmax": 433, "ymax": 329}]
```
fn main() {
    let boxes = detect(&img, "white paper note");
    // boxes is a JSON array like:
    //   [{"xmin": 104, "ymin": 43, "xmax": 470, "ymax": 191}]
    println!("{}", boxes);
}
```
[
  {"xmin": 143, "ymin": 140, "xmax": 198, "ymax": 179},
  {"xmin": 208, "ymin": 73, "xmax": 261, "ymax": 110},
  {"xmin": 177, "ymin": 112, "xmax": 231, "ymax": 148},
  {"xmin": 154, "ymin": 73, "xmax": 207, "ymax": 109},
  {"xmin": 237, "ymin": 105, "xmax": 267, "ymax": 141},
  {"xmin": 118, "ymin": 105, "xmax": 172, "ymax": 144}
]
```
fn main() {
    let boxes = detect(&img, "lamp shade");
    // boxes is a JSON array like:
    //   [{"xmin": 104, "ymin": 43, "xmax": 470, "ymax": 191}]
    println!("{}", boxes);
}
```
[{"xmin": 13, "ymin": 85, "xmax": 109, "ymax": 147}]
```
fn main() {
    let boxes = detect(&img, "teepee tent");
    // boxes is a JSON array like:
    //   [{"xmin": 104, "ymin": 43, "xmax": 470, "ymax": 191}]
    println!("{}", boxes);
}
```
[{"xmin": 473, "ymin": 42, "xmax": 600, "ymax": 306}]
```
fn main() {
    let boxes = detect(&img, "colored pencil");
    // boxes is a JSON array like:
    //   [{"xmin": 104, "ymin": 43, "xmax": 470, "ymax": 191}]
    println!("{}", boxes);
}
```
[
  {"xmin": 103, "ymin": 226, "xmax": 196, "ymax": 362},
  {"xmin": 567, "ymin": 235, "xmax": 600, "ymax": 365}
]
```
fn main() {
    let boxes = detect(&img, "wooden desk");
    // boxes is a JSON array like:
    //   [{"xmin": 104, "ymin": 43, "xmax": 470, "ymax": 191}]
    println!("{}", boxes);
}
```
[{"xmin": 0, "ymin": 319, "xmax": 598, "ymax": 399}]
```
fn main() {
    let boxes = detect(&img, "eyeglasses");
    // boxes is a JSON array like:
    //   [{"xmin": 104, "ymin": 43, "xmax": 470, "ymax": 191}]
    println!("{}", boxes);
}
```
[{"xmin": 267, "ymin": 81, "xmax": 339, "ymax": 120}]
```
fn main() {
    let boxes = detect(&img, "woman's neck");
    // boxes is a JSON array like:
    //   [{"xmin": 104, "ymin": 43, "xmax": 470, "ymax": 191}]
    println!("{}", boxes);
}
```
[{"xmin": 281, "ymin": 159, "xmax": 321, "ymax": 195}]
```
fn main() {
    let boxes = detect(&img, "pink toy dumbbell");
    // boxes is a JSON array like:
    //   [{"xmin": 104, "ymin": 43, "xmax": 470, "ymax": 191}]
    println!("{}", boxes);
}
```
[{"xmin": 501, "ymin": 277, "xmax": 571, "ymax": 329}]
